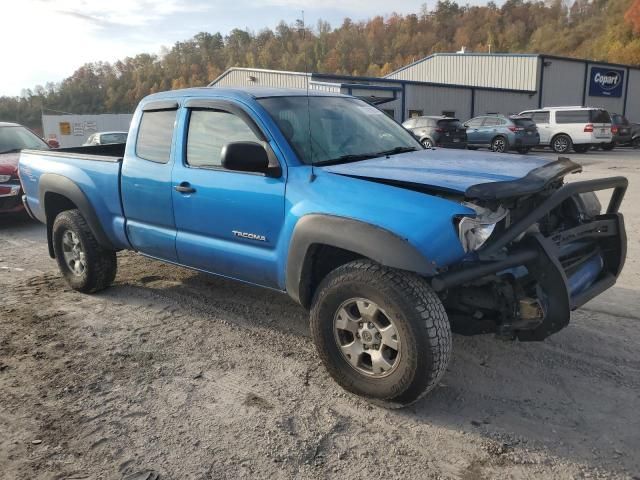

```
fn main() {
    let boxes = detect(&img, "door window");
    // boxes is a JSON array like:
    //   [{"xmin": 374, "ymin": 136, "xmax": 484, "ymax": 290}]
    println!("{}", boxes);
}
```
[
  {"xmin": 136, "ymin": 110, "xmax": 177, "ymax": 163},
  {"xmin": 186, "ymin": 110, "xmax": 261, "ymax": 168},
  {"xmin": 529, "ymin": 112, "xmax": 550, "ymax": 124},
  {"xmin": 465, "ymin": 117, "xmax": 484, "ymax": 128},
  {"xmin": 482, "ymin": 117, "xmax": 501, "ymax": 126},
  {"xmin": 556, "ymin": 110, "xmax": 590, "ymax": 124}
]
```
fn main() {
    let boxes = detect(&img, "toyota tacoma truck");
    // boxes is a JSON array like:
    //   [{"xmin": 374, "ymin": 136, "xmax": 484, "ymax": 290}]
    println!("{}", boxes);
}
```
[{"xmin": 18, "ymin": 88, "xmax": 627, "ymax": 407}]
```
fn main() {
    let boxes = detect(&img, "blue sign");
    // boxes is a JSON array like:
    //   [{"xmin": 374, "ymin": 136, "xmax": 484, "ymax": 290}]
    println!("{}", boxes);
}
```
[{"xmin": 588, "ymin": 67, "xmax": 624, "ymax": 98}]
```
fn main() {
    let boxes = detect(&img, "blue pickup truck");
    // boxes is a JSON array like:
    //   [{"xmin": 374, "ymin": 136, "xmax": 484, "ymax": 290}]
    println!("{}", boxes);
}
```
[{"xmin": 19, "ymin": 88, "xmax": 627, "ymax": 407}]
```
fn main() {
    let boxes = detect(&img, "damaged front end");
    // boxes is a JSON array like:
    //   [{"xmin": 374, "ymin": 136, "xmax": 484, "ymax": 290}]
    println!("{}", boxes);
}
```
[{"xmin": 433, "ymin": 159, "xmax": 628, "ymax": 341}]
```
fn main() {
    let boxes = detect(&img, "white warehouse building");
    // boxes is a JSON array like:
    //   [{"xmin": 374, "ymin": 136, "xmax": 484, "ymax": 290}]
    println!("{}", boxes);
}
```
[{"xmin": 210, "ymin": 53, "xmax": 640, "ymax": 123}]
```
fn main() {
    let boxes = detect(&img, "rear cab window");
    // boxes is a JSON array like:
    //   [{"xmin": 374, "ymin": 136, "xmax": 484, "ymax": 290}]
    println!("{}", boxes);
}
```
[{"xmin": 136, "ymin": 109, "xmax": 177, "ymax": 163}]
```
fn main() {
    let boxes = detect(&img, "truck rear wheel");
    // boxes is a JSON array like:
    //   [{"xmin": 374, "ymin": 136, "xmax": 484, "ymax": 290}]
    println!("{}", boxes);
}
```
[
  {"xmin": 310, "ymin": 260, "xmax": 451, "ymax": 407},
  {"xmin": 52, "ymin": 209, "xmax": 117, "ymax": 293}
]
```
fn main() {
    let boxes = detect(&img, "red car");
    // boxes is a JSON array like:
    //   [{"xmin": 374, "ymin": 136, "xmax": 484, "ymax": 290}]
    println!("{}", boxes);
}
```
[{"xmin": 0, "ymin": 122, "xmax": 50, "ymax": 215}]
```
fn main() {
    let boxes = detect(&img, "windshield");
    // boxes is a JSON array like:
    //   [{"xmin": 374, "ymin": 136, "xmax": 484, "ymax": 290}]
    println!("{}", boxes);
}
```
[
  {"xmin": 258, "ymin": 96, "xmax": 421, "ymax": 165},
  {"xmin": 0, "ymin": 126, "xmax": 49, "ymax": 154}
]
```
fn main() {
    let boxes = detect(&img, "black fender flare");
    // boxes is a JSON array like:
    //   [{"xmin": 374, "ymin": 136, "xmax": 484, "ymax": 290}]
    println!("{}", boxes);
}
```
[
  {"xmin": 285, "ymin": 214, "xmax": 435, "ymax": 307},
  {"xmin": 39, "ymin": 173, "xmax": 115, "ymax": 258}
]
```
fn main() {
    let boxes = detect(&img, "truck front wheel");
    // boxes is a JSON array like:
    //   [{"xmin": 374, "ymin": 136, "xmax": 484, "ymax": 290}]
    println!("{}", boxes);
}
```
[
  {"xmin": 310, "ymin": 260, "xmax": 451, "ymax": 407},
  {"xmin": 52, "ymin": 209, "xmax": 117, "ymax": 293}
]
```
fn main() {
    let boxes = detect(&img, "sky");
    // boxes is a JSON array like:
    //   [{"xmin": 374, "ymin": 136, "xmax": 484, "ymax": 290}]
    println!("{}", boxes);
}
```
[{"xmin": 1, "ymin": 0, "xmax": 505, "ymax": 97}]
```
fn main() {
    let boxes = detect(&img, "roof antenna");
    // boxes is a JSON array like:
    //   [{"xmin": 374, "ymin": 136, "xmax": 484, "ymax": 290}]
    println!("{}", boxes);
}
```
[{"xmin": 302, "ymin": 10, "xmax": 316, "ymax": 182}]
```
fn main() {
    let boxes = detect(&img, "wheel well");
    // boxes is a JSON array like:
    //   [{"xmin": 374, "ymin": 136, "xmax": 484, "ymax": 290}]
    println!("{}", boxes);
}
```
[
  {"xmin": 551, "ymin": 133, "xmax": 571, "ymax": 142},
  {"xmin": 44, "ymin": 192, "xmax": 78, "ymax": 258},
  {"xmin": 298, "ymin": 244, "xmax": 365, "ymax": 309}
]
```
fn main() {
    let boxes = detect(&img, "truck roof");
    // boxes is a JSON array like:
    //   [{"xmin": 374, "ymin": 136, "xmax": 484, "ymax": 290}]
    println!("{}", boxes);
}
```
[{"xmin": 140, "ymin": 86, "xmax": 347, "ymax": 104}]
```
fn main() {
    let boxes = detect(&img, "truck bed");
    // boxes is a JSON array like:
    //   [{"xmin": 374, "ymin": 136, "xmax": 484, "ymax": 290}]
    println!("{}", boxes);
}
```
[
  {"xmin": 27, "ymin": 143, "xmax": 126, "ymax": 162},
  {"xmin": 18, "ymin": 144, "xmax": 130, "ymax": 251}
]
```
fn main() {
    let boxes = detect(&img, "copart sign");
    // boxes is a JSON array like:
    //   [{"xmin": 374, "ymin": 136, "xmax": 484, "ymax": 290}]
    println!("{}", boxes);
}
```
[{"xmin": 588, "ymin": 67, "xmax": 625, "ymax": 98}]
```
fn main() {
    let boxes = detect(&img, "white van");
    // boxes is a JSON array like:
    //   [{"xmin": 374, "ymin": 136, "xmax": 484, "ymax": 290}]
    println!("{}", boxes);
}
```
[{"xmin": 519, "ymin": 107, "xmax": 613, "ymax": 154}]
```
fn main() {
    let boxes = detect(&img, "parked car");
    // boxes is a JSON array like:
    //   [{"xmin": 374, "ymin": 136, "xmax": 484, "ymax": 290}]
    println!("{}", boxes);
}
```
[
  {"xmin": 0, "ymin": 122, "xmax": 49, "ymax": 215},
  {"xmin": 401, "ymin": 115, "xmax": 467, "ymax": 148},
  {"xmin": 600, "ymin": 113, "xmax": 633, "ymax": 150},
  {"xmin": 464, "ymin": 115, "xmax": 539, "ymax": 154},
  {"xmin": 519, "ymin": 107, "xmax": 612, "ymax": 154},
  {"xmin": 19, "ymin": 88, "xmax": 627, "ymax": 407},
  {"xmin": 632, "ymin": 123, "xmax": 640, "ymax": 149},
  {"xmin": 83, "ymin": 131, "xmax": 128, "ymax": 146}
]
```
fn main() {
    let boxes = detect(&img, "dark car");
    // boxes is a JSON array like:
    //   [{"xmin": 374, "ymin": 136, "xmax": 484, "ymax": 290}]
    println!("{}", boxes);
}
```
[
  {"xmin": 0, "ymin": 122, "xmax": 49, "ymax": 215},
  {"xmin": 632, "ymin": 123, "xmax": 640, "ymax": 149},
  {"xmin": 402, "ymin": 116, "xmax": 467, "ymax": 149},
  {"xmin": 465, "ymin": 115, "xmax": 540, "ymax": 154},
  {"xmin": 602, "ymin": 113, "xmax": 634, "ymax": 150}
]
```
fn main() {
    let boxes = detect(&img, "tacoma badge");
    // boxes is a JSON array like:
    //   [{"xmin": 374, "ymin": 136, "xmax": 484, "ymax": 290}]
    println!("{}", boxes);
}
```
[{"xmin": 232, "ymin": 230, "xmax": 267, "ymax": 242}]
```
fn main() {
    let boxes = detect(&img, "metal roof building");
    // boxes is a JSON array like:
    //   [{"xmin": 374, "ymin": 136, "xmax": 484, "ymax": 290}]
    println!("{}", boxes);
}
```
[{"xmin": 210, "ymin": 53, "xmax": 640, "ymax": 122}]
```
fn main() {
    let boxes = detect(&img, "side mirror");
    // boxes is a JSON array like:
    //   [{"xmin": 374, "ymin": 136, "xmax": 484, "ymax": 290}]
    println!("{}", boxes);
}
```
[{"xmin": 221, "ymin": 141, "xmax": 274, "ymax": 175}]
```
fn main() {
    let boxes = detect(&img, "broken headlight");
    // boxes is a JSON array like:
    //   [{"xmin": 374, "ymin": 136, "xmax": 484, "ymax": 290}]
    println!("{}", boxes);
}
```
[{"xmin": 457, "ymin": 203, "xmax": 508, "ymax": 253}]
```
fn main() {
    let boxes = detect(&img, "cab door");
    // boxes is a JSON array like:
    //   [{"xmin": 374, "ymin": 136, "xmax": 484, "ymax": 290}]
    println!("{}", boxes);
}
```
[
  {"xmin": 121, "ymin": 101, "xmax": 179, "ymax": 261},
  {"xmin": 171, "ymin": 99, "xmax": 286, "ymax": 289}
]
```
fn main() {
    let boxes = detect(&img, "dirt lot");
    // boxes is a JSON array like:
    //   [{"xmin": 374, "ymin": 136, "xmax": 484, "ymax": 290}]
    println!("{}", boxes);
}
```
[{"xmin": 1, "ymin": 148, "xmax": 639, "ymax": 480}]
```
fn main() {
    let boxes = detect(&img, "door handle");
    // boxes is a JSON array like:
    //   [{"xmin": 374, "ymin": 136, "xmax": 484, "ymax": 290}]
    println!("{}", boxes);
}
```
[{"xmin": 174, "ymin": 182, "xmax": 196, "ymax": 194}]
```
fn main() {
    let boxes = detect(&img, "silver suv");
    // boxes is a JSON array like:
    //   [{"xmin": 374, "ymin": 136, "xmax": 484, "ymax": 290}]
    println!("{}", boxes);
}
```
[{"xmin": 519, "ymin": 107, "xmax": 612, "ymax": 154}]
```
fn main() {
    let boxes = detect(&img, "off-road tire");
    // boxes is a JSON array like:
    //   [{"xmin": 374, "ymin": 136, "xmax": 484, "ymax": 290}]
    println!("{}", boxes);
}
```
[
  {"xmin": 310, "ymin": 260, "xmax": 452, "ymax": 407},
  {"xmin": 551, "ymin": 134, "xmax": 573, "ymax": 153},
  {"xmin": 52, "ymin": 209, "xmax": 117, "ymax": 293}
]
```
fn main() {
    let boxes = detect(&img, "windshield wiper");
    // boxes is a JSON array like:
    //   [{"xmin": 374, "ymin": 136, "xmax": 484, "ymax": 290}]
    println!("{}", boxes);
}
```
[
  {"xmin": 375, "ymin": 146, "xmax": 418, "ymax": 156},
  {"xmin": 314, "ymin": 146, "xmax": 418, "ymax": 166},
  {"xmin": 314, "ymin": 153, "xmax": 379, "ymax": 166}
]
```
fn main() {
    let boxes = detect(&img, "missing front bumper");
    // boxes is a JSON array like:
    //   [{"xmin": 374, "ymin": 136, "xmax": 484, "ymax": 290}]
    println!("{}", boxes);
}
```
[{"xmin": 433, "ymin": 176, "xmax": 628, "ymax": 341}]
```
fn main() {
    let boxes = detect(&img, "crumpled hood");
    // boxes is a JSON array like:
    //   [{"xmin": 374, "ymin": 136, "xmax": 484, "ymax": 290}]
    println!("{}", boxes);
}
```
[
  {"xmin": 0, "ymin": 152, "xmax": 19, "ymax": 176},
  {"xmin": 320, "ymin": 148, "xmax": 557, "ymax": 196}
]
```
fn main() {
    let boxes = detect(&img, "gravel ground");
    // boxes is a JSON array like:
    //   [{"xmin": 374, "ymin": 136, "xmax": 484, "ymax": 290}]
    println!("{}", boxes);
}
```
[{"xmin": 1, "ymin": 148, "xmax": 639, "ymax": 480}]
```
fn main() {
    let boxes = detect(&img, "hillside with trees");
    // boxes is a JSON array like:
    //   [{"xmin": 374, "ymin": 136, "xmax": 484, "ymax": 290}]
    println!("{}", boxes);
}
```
[{"xmin": 2, "ymin": 0, "xmax": 639, "ymax": 130}]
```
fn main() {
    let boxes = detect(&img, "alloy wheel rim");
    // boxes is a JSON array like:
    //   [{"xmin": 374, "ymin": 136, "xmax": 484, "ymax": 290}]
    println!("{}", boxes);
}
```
[
  {"xmin": 61, "ymin": 230, "xmax": 86, "ymax": 276},
  {"xmin": 333, "ymin": 298, "xmax": 401, "ymax": 377},
  {"xmin": 493, "ymin": 138, "xmax": 506, "ymax": 152},
  {"xmin": 554, "ymin": 137, "xmax": 568, "ymax": 152}
]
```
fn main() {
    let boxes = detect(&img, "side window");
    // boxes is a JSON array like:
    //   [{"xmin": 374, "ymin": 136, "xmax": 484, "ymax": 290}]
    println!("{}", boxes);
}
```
[
  {"xmin": 136, "ymin": 110, "xmax": 177, "ymax": 164},
  {"xmin": 556, "ymin": 110, "xmax": 590, "ymax": 124},
  {"xmin": 483, "ymin": 117, "xmax": 500, "ymax": 127},
  {"xmin": 466, "ymin": 118, "xmax": 483, "ymax": 128},
  {"xmin": 187, "ymin": 110, "xmax": 261, "ymax": 169},
  {"xmin": 530, "ymin": 112, "xmax": 550, "ymax": 124}
]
